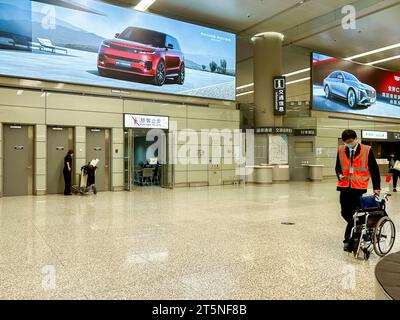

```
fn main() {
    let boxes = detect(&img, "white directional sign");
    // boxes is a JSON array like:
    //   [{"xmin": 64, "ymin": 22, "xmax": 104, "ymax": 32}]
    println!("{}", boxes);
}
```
[
  {"xmin": 362, "ymin": 130, "xmax": 388, "ymax": 140},
  {"xmin": 124, "ymin": 114, "xmax": 169, "ymax": 130}
]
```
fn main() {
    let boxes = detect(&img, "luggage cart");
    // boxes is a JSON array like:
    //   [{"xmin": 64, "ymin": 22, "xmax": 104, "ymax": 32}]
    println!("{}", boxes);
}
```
[{"xmin": 72, "ymin": 159, "xmax": 99, "ymax": 195}]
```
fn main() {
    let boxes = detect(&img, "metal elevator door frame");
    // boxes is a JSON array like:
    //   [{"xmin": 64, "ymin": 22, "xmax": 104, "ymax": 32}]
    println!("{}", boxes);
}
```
[
  {"xmin": 3, "ymin": 124, "xmax": 34, "ymax": 196},
  {"xmin": 46, "ymin": 126, "xmax": 74, "ymax": 194},
  {"xmin": 161, "ymin": 130, "xmax": 175, "ymax": 189},
  {"xmin": 86, "ymin": 128, "xmax": 111, "ymax": 192},
  {"xmin": 124, "ymin": 129, "xmax": 134, "ymax": 191}
]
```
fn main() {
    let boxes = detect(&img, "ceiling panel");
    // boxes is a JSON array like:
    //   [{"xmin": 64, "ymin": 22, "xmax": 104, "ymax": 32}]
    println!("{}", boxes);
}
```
[
  {"xmin": 150, "ymin": 0, "xmax": 307, "ymax": 32},
  {"xmin": 240, "ymin": 0, "xmax": 352, "ymax": 36},
  {"xmin": 296, "ymin": 5, "xmax": 400, "ymax": 72}
]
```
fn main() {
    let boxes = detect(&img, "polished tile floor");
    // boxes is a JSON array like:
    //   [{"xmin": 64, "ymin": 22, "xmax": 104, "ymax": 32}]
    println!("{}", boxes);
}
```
[{"xmin": 0, "ymin": 181, "xmax": 399, "ymax": 300}]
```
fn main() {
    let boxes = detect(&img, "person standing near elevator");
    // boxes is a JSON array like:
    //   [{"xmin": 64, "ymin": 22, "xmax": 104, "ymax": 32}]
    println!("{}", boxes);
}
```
[
  {"xmin": 63, "ymin": 150, "xmax": 74, "ymax": 195},
  {"xmin": 335, "ymin": 130, "xmax": 381, "ymax": 252}
]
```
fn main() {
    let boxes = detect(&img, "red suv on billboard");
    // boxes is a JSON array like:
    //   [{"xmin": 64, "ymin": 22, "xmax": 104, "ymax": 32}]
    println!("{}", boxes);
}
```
[{"xmin": 98, "ymin": 27, "xmax": 185, "ymax": 86}]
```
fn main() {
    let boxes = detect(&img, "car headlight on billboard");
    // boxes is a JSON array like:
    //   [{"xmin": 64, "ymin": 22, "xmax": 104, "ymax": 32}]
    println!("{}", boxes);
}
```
[
  {"xmin": 101, "ymin": 40, "xmax": 111, "ymax": 48},
  {"xmin": 135, "ymin": 49, "xmax": 155, "ymax": 54}
]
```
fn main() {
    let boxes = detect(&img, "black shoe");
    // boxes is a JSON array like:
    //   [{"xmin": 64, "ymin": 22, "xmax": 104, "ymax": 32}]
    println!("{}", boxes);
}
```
[
  {"xmin": 393, "ymin": 189, "xmax": 397, "ymax": 192},
  {"xmin": 343, "ymin": 242, "xmax": 349, "ymax": 252}
]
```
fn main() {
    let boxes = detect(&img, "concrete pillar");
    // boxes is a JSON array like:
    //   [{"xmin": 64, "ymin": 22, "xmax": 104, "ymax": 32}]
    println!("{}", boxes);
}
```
[
  {"xmin": 252, "ymin": 32, "xmax": 284, "ymax": 128},
  {"xmin": 35, "ymin": 125, "xmax": 47, "ymax": 195}
]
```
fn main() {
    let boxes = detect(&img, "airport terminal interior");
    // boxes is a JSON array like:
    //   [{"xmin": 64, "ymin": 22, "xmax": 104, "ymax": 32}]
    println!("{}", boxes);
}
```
[{"xmin": 1, "ymin": 0, "xmax": 400, "ymax": 301}]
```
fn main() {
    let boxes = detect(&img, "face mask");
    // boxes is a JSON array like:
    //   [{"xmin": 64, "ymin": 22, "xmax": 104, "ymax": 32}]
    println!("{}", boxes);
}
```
[{"xmin": 347, "ymin": 143, "xmax": 355, "ymax": 149}]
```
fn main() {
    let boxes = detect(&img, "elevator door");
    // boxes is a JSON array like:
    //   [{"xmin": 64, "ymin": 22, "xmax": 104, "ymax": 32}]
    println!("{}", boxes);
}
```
[
  {"xmin": 3, "ymin": 125, "xmax": 34, "ymax": 196},
  {"xmin": 86, "ymin": 128, "xmax": 110, "ymax": 192},
  {"xmin": 47, "ymin": 127, "xmax": 74, "ymax": 194}
]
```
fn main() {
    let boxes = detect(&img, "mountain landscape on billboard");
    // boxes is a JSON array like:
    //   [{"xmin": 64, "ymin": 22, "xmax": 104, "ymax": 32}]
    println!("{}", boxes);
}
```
[
  {"xmin": 0, "ymin": 3, "xmax": 31, "ymax": 38},
  {"xmin": 31, "ymin": 7, "xmax": 105, "ymax": 52}
]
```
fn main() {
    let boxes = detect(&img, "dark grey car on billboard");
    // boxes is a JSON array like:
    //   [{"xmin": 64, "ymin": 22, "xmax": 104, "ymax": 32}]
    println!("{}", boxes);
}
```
[{"xmin": 323, "ymin": 71, "xmax": 377, "ymax": 108}]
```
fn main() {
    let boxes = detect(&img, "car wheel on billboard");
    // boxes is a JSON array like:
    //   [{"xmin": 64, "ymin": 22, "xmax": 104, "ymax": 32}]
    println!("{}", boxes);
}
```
[
  {"xmin": 153, "ymin": 60, "xmax": 166, "ymax": 86},
  {"xmin": 347, "ymin": 89, "xmax": 357, "ymax": 108},
  {"xmin": 174, "ymin": 63, "xmax": 185, "ymax": 85},
  {"xmin": 324, "ymin": 85, "xmax": 331, "ymax": 99}
]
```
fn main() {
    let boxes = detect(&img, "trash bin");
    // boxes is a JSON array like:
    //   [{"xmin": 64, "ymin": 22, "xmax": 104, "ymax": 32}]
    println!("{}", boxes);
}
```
[
  {"xmin": 308, "ymin": 165, "xmax": 324, "ymax": 181},
  {"xmin": 272, "ymin": 165, "xmax": 290, "ymax": 182},
  {"xmin": 254, "ymin": 165, "xmax": 274, "ymax": 184}
]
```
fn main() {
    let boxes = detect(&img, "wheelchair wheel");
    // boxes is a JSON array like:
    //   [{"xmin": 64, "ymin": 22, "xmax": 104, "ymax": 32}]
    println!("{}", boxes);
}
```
[{"xmin": 373, "ymin": 217, "xmax": 396, "ymax": 257}]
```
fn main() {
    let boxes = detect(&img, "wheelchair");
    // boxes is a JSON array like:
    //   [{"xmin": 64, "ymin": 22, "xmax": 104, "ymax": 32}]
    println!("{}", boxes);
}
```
[{"xmin": 349, "ymin": 192, "xmax": 396, "ymax": 260}]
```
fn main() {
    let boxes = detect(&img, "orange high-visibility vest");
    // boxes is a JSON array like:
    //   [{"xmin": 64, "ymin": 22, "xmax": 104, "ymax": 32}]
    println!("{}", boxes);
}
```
[{"xmin": 337, "ymin": 144, "xmax": 371, "ymax": 189}]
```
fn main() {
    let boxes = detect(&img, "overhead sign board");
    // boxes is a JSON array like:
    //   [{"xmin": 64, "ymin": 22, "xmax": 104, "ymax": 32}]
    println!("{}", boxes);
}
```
[
  {"xmin": 312, "ymin": 52, "xmax": 400, "ymax": 119},
  {"xmin": 0, "ymin": 0, "xmax": 236, "ymax": 101},
  {"xmin": 362, "ymin": 130, "xmax": 388, "ymax": 140},
  {"xmin": 273, "ymin": 76, "xmax": 286, "ymax": 115},
  {"xmin": 124, "ymin": 114, "xmax": 169, "ymax": 129},
  {"xmin": 255, "ymin": 127, "xmax": 293, "ymax": 134},
  {"xmin": 294, "ymin": 129, "xmax": 317, "ymax": 136}
]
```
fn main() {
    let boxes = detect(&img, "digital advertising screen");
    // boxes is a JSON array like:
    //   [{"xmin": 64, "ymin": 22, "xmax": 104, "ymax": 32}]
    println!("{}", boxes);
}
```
[
  {"xmin": 312, "ymin": 52, "xmax": 400, "ymax": 118},
  {"xmin": 0, "ymin": 0, "xmax": 236, "ymax": 101}
]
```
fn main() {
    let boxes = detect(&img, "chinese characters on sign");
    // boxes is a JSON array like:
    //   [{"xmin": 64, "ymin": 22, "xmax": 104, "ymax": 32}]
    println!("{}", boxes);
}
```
[
  {"xmin": 383, "ymin": 86, "xmax": 400, "ymax": 105},
  {"xmin": 124, "ymin": 114, "xmax": 169, "ymax": 129},
  {"xmin": 255, "ymin": 127, "xmax": 293, "ymax": 134},
  {"xmin": 273, "ymin": 76, "xmax": 286, "ymax": 115},
  {"xmin": 294, "ymin": 129, "xmax": 317, "ymax": 136}
]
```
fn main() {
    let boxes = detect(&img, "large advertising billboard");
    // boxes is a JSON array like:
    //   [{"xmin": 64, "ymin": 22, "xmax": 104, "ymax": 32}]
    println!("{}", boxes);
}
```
[
  {"xmin": 312, "ymin": 52, "xmax": 400, "ymax": 118},
  {"xmin": 0, "ymin": 0, "xmax": 236, "ymax": 101}
]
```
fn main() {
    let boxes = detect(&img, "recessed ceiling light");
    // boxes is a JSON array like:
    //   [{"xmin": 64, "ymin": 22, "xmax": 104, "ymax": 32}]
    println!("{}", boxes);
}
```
[
  {"xmin": 252, "ymin": 32, "xmax": 285, "ymax": 42},
  {"xmin": 345, "ymin": 43, "xmax": 400, "ymax": 60},
  {"xmin": 236, "ymin": 90, "xmax": 254, "ymax": 97},
  {"xmin": 366, "ymin": 54, "xmax": 400, "ymax": 66},
  {"xmin": 286, "ymin": 77, "xmax": 310, "ymax": 85},
  {"xmin": 283, "ymin": 67, "xmax": 310, "ymax": 77},
  {"xmin": 135, "ymin": 0, "xmax": 157, "ymax": 11},
  {"xmin": 237, "ymin": 83, "xmax": 254, "ymax": 90}
]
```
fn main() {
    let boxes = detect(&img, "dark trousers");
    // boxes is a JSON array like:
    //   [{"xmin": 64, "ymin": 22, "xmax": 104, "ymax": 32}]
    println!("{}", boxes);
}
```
[
  {"xmin": 393, "ymin": 170, "xmax": 399, "ymax": 189},
  {"xmin": 340, "ymin": 189, "xmax": 363, "ymax": 243},
  {"xmin": 63, "ymin": 170, "xmax": 72, "ymax": 195}
]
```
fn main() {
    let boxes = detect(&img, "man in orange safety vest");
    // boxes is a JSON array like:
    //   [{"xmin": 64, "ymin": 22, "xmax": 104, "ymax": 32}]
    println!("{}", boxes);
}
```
[{"xmin": 336, "ymin": 130, "xmax": 381, "ymax": 252}]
